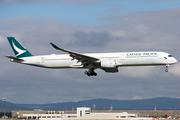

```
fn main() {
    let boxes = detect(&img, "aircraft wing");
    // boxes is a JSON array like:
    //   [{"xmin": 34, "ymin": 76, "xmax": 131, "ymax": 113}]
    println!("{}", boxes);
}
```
[{"xmin": 50, "ymin": 43, "xmax": 99, "ymax": 64}]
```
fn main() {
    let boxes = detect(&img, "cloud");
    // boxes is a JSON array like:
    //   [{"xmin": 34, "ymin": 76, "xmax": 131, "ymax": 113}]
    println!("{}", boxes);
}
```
[
  {"xmin": 112, "ymin": 30, "xmax": 126, "ymax": 38},
  {"xmin": 0, "ymin": 35, "xmax": 6, "ymax": 44},
  {"xmin": 72, "ymin": 31, "xmax": 111, "ymax": 47},
  {"xmin": 132, "ymin": 96, "xmax": 142, "ymax": 100},
  {"xmin": 169, "ymin": 62, "xmax": 180, "ymax": 77},
  {"xmin": 119, "ymin": 66, "xmax": 160, "ymax": 78}
]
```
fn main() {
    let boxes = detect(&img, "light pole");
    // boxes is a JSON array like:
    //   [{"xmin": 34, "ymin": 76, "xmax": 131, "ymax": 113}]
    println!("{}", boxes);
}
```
[
  {"xmin": 3, "ymin": 98, "xmax": 6, "ymax": 118},
  {"xmin": 175, "ymin": 105, "xmax": 176, "ymax": 118},
  {"xmin": 110, "ymin": 104, "xmax": 113, "ymax": 111},
  {"xmin": 93, "ymin": 103, "xmax": 96, "ymax": 110}
]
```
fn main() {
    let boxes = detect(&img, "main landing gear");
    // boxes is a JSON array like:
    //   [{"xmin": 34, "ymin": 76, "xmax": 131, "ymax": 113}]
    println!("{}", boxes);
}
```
[
  {"xmin": 85, "ymin": 69, "xmax": 97, "ymax": 76},
  {"xmin": 165, "ymin": 65, "xmax": 169, "ymax": 72}
]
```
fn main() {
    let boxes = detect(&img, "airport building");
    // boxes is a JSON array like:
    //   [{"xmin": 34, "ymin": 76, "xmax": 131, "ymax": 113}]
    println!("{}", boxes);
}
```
[{"xmin": 22, "ymin": 107, "xmax": 152, "ymax": 120}]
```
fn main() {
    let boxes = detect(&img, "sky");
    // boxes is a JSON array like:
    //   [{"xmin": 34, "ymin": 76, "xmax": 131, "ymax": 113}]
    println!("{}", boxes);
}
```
[{"xmin": 0, "ymin": 0, "xmax": 180, "ymax": 104}]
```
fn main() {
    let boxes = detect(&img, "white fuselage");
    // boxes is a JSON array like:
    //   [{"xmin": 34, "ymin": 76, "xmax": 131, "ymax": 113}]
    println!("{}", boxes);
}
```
[{"xmin": 16, "ymin": 51, "xmax": 177, "ymax": 69}]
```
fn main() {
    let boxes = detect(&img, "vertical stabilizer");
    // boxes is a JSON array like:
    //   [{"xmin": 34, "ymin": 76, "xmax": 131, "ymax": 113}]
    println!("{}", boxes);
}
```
[{"xmin": 7, "ymin": 37, "xmax": 33, "ymax": 58}]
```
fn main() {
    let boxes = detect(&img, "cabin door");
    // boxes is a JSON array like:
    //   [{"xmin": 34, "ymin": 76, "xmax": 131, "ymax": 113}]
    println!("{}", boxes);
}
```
[
  {"xmin": 120, "ymin": 54, "xmax": 124, "ymax": 60},
  {"xmin": 37, "ymin": 57, "xmax": 41, "ymax": 63}
]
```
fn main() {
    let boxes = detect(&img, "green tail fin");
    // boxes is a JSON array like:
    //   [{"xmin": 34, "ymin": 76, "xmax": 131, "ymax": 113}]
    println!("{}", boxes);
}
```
[{"xmin": 7, "ymin": 37, "xmax": 33, "ymax": 58}]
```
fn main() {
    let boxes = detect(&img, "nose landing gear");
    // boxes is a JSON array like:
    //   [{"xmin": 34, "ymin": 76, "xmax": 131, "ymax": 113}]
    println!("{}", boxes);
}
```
[
  {"xmin": 165, "ymin": 65, "xmax": 169, "ymax": 72},
  {"xmin": 85, "ymin": 69, "xmax": 97, "ymax": 76}
]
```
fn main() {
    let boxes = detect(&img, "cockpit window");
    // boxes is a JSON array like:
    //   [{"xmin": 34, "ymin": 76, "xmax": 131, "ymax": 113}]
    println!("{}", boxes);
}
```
[{"xmin": 168, "ymin": 55, "xmax": 173, "ymax": 57}]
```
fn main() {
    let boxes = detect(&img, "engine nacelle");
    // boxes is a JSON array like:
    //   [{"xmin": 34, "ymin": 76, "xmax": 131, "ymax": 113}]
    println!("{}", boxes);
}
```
[
  {"xmin": 103, "ymin": 67, "xmax": 119, "ymax": 73},
  {"xmin": 100, "ymin": 60, "xmax": 116, "ymax": 68}
]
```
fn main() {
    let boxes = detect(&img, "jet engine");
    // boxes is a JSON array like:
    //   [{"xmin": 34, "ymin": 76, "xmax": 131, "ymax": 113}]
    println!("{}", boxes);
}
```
[
  {"xmin": 103, "ymin": 67, "xmax": 118, "ymax": 73},
  {"xmin": 100, "ymin": 60, "xmax": 116, "ymax": 68},
  {"xmin": 100, "ymin": 60, "xmax": 118, "ymax": 73}
]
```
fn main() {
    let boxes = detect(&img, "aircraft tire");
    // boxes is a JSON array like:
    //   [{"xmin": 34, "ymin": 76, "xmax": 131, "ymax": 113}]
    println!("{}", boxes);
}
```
[{"xmin": 85, "ymin": 70, "xmax": 97, "ymax": 76}]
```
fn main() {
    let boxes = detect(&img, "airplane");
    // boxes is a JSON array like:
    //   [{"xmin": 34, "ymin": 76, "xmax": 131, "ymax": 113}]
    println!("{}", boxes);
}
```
[{"xmin": 5, "ymin": 37, "xmax": 177, "ymax": 76}]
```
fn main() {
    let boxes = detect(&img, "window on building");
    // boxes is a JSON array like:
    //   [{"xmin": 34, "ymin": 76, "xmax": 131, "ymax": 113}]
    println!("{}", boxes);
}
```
[
  {"xmin": 80, "ymin": 111, "xmax": 82, "ymax": 116},
  {"xmin": 33, "ymin": 116, "xmax": 36, "ymax": 119},
  {"xmin": 85, "ymin": 110, "xmax": 90, "ymax": 112}
]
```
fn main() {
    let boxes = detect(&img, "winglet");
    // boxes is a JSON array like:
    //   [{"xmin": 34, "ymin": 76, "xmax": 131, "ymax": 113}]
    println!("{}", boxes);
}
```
[
  {"xmin": 50, "ymin": 42, "xmax": 59, "ymax": 50},
  {"xmin": 50, "ymin": 42, "xmax": 67, "ymax": 52}
]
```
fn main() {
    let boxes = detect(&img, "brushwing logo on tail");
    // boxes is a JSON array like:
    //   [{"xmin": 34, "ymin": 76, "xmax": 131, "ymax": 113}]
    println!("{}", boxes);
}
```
[{"xmin": 12, "ymin": 41, "xmax": 26, "ymax": 56}]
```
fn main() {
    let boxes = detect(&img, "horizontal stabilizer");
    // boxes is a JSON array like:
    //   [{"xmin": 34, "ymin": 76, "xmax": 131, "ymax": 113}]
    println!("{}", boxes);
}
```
[{"xmin": 5, "ymin": 55, "xmax": 24, "ymax": 61}]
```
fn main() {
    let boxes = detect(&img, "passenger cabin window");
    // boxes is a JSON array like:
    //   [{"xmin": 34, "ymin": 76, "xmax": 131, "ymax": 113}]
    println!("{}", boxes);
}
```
[{"xmin": 168, "ymin": 55, "xmax": 172, "ymax": 57}]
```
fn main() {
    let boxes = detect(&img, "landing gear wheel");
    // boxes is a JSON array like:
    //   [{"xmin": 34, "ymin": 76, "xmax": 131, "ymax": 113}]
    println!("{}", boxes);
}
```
[
  {"xmin": 165, "ymin": 65, "xmax": 169, "ymax": 72},
  {"xmin": 85, "ymin": 69, "xmax": 97, "ymax": 76},
  {"xmin": 94, "ymin": 73, "xmax": 97, "ymax": 76}
]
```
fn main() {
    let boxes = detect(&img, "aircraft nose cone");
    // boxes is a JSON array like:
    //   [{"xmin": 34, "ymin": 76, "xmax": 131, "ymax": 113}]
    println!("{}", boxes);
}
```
[{"xmin": 173, "ymin": 58, "xmax": 177, "ymax": 63}]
